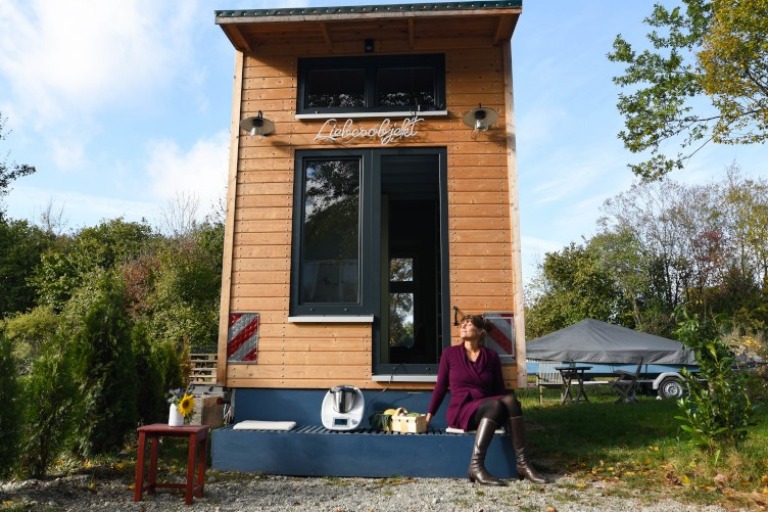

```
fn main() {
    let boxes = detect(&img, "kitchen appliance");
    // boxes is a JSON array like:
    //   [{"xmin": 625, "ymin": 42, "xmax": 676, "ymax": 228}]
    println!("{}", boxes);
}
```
[{"xmin": 321, "ymin": 385, "xmax": 365, "ymax": 431}]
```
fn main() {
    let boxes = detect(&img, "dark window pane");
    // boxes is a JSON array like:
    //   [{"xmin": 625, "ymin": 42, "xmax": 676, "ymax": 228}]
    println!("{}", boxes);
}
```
[
  {"xmin": 389, "ymin": 292, "xmax": 414, "ymax": 348},
  {"xmin": 389, "ymin": 257, "xmax": 413, "ymax": 282},
  {"xmin": 300, "ymin": 159, "xmax": 360, "ymax": 304},
  {"xmin": 305, "ymin": 69, "xmax": 365, "ymax": 108},
  {"xmin": 377, "ymin": 67, "xmax": 436, "ymax": 108},
  {"xmin": 298, "ymin": 55, "xmax": 444, "ymax": 113}
]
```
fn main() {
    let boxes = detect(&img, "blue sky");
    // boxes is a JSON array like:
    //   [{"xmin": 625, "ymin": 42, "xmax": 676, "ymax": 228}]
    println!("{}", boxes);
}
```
[{"xmin": 1, "ymin": 0, "xmax": 764, "ymax": 283}]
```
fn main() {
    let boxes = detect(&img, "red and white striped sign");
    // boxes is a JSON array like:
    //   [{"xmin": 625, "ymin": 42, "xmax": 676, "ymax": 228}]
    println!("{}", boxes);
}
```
[
  {"xmin": 227, "ymin": 312, "xmax": 260, "ymax": 362},
  {"xmin": 484, "ymin": 312, "xmax": 515, "ymax": 361}
]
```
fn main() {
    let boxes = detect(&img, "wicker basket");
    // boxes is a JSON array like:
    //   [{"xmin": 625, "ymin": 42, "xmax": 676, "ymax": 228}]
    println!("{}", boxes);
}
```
[{"xmin": 389, "ymin": 414, "xmax": 427, "ymax": 433}]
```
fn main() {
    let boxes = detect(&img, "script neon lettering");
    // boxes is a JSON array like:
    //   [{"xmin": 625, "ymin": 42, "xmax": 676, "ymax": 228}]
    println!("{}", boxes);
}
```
[{"xmin": 314, "ymin": 116, "xmax": 424, "ymax": 145}]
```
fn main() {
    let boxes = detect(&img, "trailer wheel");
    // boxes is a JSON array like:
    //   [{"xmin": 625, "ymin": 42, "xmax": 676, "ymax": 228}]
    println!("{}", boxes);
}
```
[{"xmin": 658, "ymin": 377, "xmax": 685, "ymax": 399}]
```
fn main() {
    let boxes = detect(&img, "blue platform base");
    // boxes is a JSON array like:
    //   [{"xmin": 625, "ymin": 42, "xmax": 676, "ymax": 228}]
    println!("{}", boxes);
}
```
[
  {"xmin": 212, "ymin": 425, "xmax": 517, "ymax": 478},
  {"xmin": 211, "ymin": 388, "xmax": 521, "ymax": 478}
]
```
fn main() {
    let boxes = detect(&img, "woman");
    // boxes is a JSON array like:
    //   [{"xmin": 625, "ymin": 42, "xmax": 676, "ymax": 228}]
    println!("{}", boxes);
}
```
[{"xmin": 425, "ymin": 315, "xmax": 546, "ymax": 485}]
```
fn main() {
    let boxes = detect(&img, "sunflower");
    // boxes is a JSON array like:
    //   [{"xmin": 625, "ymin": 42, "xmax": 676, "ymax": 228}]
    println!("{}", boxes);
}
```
[{"xmin": 178, "ymin": 393, "xmax": 195, "ymax": 419}]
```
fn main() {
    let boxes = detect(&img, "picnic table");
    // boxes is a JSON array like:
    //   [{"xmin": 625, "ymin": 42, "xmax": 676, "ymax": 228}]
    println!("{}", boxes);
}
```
[{"xmin": 555, "ymin": 365, "xmax": 592, "ymax": 404}]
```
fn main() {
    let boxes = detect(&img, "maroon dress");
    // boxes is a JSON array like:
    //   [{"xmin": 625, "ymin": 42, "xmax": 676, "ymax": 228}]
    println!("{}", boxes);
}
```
[{"xmin": 427, "ymin": 344, "xmax": 506, "ymax": 430}]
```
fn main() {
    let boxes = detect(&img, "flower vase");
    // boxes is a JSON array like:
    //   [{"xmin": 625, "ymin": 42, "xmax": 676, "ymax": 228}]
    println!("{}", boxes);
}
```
[{"xmin": 168, "ymin": 403, "xmax": 184, "ymax": 426}]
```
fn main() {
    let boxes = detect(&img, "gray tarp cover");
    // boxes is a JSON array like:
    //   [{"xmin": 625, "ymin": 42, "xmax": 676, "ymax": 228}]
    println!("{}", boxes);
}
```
[{"xmin": 525, "ymin": 318, "xmax": 697, "ymax": 365}]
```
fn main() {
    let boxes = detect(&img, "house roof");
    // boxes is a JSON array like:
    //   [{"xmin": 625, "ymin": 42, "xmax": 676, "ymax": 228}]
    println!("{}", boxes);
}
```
[{"xmin": 215, "ymin": 1, "xmax": 523, "ymax": 54}]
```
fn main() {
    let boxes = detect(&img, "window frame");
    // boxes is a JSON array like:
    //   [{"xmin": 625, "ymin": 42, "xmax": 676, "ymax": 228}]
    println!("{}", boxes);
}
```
[
  {"xmin": 290, "ymin": 148, "xmax": 450, "ymax": 378},
  {"xmin": 296, "ymin": 54, "xmax": 446, "ymax": 116},
  {"xmin": 289, "ymin": 149, "xmax": 380, "ymax": 318}
]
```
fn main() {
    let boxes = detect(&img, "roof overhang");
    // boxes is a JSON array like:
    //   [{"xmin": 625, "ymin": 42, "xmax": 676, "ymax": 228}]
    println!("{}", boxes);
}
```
[{"xmin": 215, "ymin": 1, "xmax": 522, "ymax": 54}]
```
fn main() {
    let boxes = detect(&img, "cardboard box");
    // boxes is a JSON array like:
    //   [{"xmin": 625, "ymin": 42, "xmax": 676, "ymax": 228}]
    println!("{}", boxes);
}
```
[{"xmin": 389, "ymin": 414, "xmax": 427, "ymax": 434}]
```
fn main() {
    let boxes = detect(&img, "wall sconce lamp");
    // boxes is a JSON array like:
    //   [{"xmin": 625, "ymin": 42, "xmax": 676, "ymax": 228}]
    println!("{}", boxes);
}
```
[
  {"xmin": 462, "ymin": 104, "xmax": 498, "ymax": 132},
  {"xmin": 239, "ymin": 111, "xmax": 275, "ymax": 137}
]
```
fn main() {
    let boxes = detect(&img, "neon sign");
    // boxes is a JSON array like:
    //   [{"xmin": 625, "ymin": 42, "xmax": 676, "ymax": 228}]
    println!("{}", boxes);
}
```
[{"xmin": 314, "ymin": 116, "xmax": 424, "ymax": 145}]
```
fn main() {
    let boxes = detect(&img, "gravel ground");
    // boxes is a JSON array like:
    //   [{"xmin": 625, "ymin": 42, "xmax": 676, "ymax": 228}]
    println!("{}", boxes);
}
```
[{"xmin": 0, "ymin": 471, "xmax": 754, "ymax": 512}]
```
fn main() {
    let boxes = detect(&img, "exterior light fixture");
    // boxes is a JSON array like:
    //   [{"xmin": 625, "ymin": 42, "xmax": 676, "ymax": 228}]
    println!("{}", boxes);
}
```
[
  {"xmin": 239, "ymin": 111, "xmax": 275, "ymax": 137},
  {"xmin": 462, "ymin": 104, "xmax": 498, "ymax": 132}
]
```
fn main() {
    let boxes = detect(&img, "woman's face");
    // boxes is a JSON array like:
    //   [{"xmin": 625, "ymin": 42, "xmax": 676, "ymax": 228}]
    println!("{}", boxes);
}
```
[{"xmin": 460, "ymin": 318, "xmax": 483, "ymax": 341}]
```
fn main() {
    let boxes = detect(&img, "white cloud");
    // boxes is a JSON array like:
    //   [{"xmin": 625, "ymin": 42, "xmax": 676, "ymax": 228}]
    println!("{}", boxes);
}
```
[
  {"xmin": 6, "ymin": 184, "xmax": 156, "ymax": 229},
  {"xmin": 50, "ymin": 136, "xmax": 87, "ymax": 171},
  {"xmin": 145, "ymin": 131, "xmax": 229, "ymax": 216},
  {"xmin": 529, "ymin": 152, "xmax": 607, "ymax": 205},
  {"xmin": 0, "ymin": 0, "xmax": 199, "ymax": 124},
  {"xmin": 516, "ymin": 102, "xmax": 568, "ymax": 153},
  {"xmin": 520, "ymin": 235, "xmax": 564, "ymax": 284}
]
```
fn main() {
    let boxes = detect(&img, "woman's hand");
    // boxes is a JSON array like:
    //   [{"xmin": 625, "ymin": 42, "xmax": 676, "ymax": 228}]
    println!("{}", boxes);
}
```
[{"xmin": 425, "ymin": 413, "xmax": 432, "ymax": 426}]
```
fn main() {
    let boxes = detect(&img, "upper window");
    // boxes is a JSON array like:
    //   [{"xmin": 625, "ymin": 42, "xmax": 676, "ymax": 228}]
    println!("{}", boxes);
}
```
[{"xmin": 297, "ymin": 54, "xmax": 445, "ymax": 115}]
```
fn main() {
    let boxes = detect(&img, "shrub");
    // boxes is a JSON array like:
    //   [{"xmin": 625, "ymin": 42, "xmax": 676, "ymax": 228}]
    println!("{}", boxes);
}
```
[
  {"xmin": 132, "ymin": 321, "xmax": 170, "ymax": 425},
  {"xmin": 0, "ymin": 332, "xmax": 22, "ymax": 479},
  {"xmin": 675, "ymin": 316, "xmax": 752, "ymax": 451},
  {"xmin": 1, "ymin": 305, "xmax": 58, "ymax": 373},
  {"xmin": 63, "ymin": 270, "xmax": 138, "ymax": 458},
  {"xmin": 18, "ymin": 339, "xmax": 76, "ymax": 479}
]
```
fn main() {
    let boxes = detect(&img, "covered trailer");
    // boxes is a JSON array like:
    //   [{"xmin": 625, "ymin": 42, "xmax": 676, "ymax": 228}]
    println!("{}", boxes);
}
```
[{"xmin": 526, "ymin": 319, "xmax": 698, "ymax": 398}]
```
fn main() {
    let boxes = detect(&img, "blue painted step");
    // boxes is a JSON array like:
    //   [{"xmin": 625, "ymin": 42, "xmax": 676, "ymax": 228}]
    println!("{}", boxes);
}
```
[{"xmin": 212, "ymin": 425, "xmax": 518, "ymax": 479}]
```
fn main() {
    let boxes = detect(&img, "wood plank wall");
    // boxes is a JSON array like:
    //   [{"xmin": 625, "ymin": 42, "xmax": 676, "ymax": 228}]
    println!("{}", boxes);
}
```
[{"xmin": 221, "ymin": 40, "xmax": 522, "ymax": 391}]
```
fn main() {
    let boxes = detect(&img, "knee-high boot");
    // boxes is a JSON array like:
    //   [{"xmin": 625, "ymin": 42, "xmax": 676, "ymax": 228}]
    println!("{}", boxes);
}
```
[
  {"xmin": 467, "ymin": 418, "xmax": 506, "ymax": 486},
  {"xmin": 508, "ymin": 416, "xmax": 547, "ymax": 484}
]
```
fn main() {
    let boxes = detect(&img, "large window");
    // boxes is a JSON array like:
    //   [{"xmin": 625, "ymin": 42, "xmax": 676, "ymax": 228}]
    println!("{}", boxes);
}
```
[
  {"xmin": 290, "ymin": 152, "xmax": 375, "ymax": 317},
  {"xmin": 297, "ymin": 54, "xmax": 445, "ymax": 115},
  {"xmin": 290, "ymin": 148, "xmax": 450, "ymax": 377}
]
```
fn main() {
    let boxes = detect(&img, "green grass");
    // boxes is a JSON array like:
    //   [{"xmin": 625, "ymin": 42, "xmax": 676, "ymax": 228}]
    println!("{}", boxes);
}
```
[
  {"xmin": 7, "ymin": 386, "xmax": 767, "ymax": 511},
  {"xmin": 516, "ymin": 385, "xmax": 768, "ymax": 509}
]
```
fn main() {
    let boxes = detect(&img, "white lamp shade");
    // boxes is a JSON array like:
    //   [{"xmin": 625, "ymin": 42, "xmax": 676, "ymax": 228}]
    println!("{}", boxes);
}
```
[
  {"xmin": 239, "ymin": 112, "xmax": 275, "ymax": 136},
  {"xmin": 462, "ymin": 106, "xmax": 499, "ymax": 131}
]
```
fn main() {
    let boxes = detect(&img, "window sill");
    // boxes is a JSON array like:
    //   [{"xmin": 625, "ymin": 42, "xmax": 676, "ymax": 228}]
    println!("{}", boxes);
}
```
[
  {"xmin": 295, "ymin": 110, "xmax": 447, "ymax": 120},
  {"xmin": 371, "ymin": 375, "xmax": 437, "ymax": 383},
  {"xmin": 288, "ymin": 315, "xmax": 374, "ymax": 323}
]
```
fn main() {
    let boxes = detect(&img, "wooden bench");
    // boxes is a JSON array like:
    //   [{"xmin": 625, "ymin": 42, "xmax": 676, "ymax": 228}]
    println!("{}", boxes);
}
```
[
  {"xmin": 211, "ymin": 424, "xmax": 517, "ymax": 478},
  {"xmin": 535, "ymin": 362, "xmax": 564, "ymax": 404},
  {"xmin": 612, "ymin": 359, "xmax": 644, "ymax": 403}
]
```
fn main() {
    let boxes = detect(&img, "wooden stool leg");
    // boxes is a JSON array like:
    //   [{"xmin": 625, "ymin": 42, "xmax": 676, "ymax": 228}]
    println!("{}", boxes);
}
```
[
  {"xmin": 134, "ymin": 431, "xmax": 147, "ymax": 502},
  {"xmin": 185, "ymin": 433, "xmax": 197, "ymax": 505},
  {"xmin": 196, "ymin": 436, "xmax": 208, "ymax": 498},
  {"xmin": 147, "ymin": 435, "xmax": 159, "ymax": 495}
]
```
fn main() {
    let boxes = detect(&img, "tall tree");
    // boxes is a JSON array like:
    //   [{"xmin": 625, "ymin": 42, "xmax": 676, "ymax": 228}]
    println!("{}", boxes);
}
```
[
  {"xmin": 64, "ymin": 269, "xmax": 138, "ymax": 457},
  {"xmin": 598, "ymin": 171, "xmax": 768, "ymax": 332},
  {"xmin": 525, "ymin": 241, "xmax": 627, "ymax": 338},
  {"xmin": 32, "ymin": 219, "xmax": 158, "ymax": 310},
  {"xmin": 527, "ymin": 169, "xmax": 768, "ymax": 339},
  {"xmin": 0, "ymin": 113, "xmax": 35, "ymax": 221},
  {"xmin": 0, "ymin": 332, "xmax": 22, "ymax": 479},
  {"xmin": 609, "ymin": 0, "xmax": 768, "ymax": 180},
  {"xmin": 0, "ymin": 220, "xmax": 52, "ymax": 318}
]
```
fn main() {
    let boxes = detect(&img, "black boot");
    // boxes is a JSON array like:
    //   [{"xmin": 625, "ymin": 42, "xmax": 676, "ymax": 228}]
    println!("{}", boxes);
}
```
[
  {"xmin": 508, "ymin": 416, "xmax": 547, "ymax": 484},
  {"xmin": 467, "ymin": 418, "xmax": 506, "ymax": 486}
]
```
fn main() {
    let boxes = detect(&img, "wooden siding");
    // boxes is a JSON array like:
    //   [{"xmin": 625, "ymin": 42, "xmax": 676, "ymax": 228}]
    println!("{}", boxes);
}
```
[{"xmin": 219, "ymin": 40, "xmax": 523, "ymax": 391}]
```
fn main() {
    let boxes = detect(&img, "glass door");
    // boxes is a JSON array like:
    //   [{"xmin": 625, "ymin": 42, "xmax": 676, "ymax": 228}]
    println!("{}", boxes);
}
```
[{"xmin": 375, "ymin": 150, "xmax": 448, "ymax": 376}]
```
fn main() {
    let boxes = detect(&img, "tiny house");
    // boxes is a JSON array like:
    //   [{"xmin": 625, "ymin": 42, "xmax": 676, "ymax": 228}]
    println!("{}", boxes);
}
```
[{"xmin": 212, "ymin": 1, "xmax": 527, "ymax": 474}]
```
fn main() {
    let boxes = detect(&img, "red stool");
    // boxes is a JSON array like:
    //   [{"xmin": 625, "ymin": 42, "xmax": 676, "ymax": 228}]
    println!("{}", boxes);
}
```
[{"xmin": 134, "ymin": 424, "xmax": 210, "ymax": 505}]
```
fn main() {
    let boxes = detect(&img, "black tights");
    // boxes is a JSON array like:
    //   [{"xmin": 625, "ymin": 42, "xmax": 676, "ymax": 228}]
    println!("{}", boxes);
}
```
[{"xmin": 469, "ymin": 393, "xmax": 522, "ymax": 430}]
